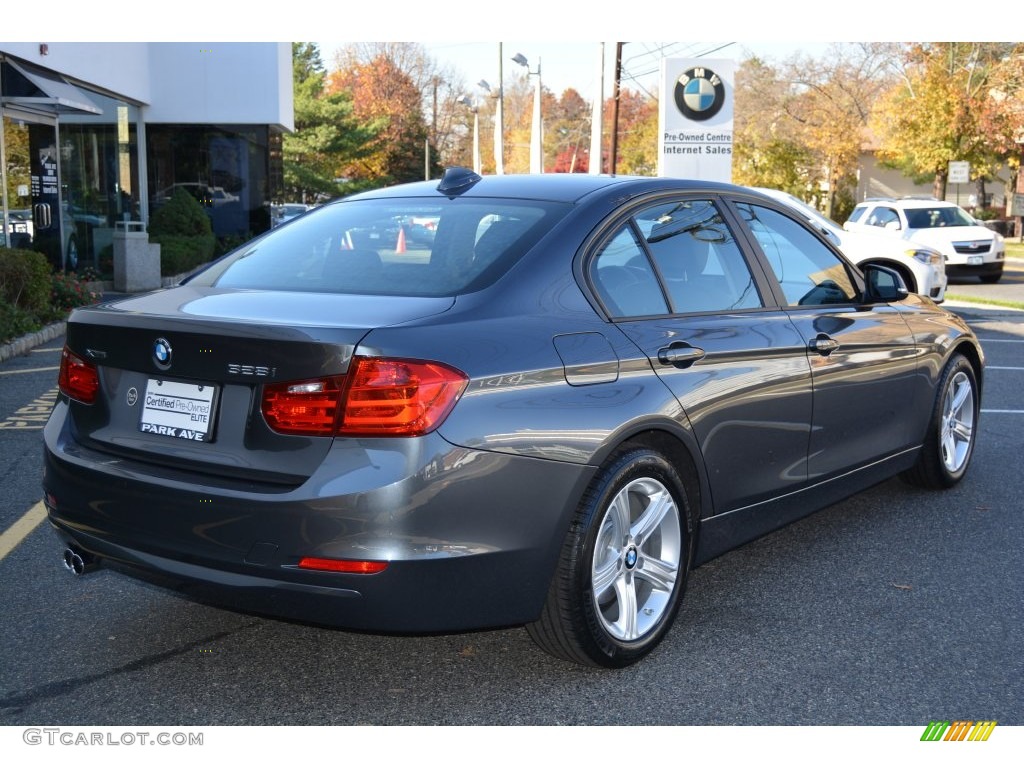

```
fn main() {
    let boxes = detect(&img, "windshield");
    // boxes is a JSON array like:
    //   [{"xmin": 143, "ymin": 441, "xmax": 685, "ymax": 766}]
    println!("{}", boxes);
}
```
[
  {"xmin": 904, "ymin": 206, "xmax": 976, "ymax": 229},
  {"xmin": 189, "ymin": 197, "xmax": 571, "ymax": 297}
]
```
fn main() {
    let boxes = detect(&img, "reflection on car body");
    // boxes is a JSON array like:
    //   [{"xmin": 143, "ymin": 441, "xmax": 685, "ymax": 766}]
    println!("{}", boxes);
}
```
[{"xmin": 45, "ymin": 169, "xmax": 983, "ymax": 667}]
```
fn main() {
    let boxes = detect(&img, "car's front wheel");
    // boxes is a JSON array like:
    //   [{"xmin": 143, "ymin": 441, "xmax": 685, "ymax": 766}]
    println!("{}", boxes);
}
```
[
  {"xmin": 527, "ymin": 447, "xmax": 695, "ymax": 667},
  {"xmin": 902, "ymin": 353, "xmax": 979, "ymax": 488}
]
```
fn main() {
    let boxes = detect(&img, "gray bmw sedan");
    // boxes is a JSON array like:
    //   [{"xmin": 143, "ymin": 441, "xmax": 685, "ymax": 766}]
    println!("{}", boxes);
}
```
[{"xmin": 44, "ymin": 169, "xmax": 983, "ymax": 667}]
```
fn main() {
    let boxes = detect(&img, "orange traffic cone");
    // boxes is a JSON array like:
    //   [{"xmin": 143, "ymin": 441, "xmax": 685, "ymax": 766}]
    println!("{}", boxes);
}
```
[{"xmin": 395, "ymin": 226, "xmax": 407, "ymax": 254}]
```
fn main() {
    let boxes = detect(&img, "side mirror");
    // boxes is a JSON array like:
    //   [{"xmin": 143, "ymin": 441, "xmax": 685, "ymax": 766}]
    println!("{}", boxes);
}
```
[
  {"xmin": 883, "ymin": 220, "xmax": 901, "ymax": 231},
  {"xmin": 864, "ymin": 264, "xmax": 909, "ymax": 303}
]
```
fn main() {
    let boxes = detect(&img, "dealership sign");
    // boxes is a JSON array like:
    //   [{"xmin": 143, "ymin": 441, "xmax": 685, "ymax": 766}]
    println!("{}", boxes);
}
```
[{"xmin": 658, "ymin": 59, "xmax": 735, "ymax": 182}]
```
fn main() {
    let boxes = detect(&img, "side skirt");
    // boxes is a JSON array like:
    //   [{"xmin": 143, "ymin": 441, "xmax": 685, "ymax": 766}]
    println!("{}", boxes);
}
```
[{"xmin": 694, "ymin": 446, "xmax": 920, "ymax": 565}]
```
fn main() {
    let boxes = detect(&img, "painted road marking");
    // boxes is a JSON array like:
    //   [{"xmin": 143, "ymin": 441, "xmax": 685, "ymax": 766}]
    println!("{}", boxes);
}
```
[
  {"xmin": 0, "ymin": 502, "xmax": 47, "ymax": 561},
  {"xmin": 981, "ymin": 409, "xmax": 1024, "ymax": 413},
  {"xmin": 0, "ymin": 387, "xmax": 58, "ymax": 430},
  {"xmin": 0, "ymin": 366, "xmax": 59, "ymax": 376}
]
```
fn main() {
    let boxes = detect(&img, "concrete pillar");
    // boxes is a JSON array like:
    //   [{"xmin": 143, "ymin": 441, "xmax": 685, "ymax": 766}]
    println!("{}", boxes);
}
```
[{"xmin": 113, "ymin": 221, "xmax": 161, "ymax": 292}]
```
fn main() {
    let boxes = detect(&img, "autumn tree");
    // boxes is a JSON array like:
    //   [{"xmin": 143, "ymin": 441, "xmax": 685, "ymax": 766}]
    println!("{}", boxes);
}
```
[
  {"xmin": 614, "ymin": 90, "xmax": 659, "ymax": 176},
  {"xmin": 733, "ymin": 57, "xmax": 814, "ymax": 195},
  {"xmin": 283, "ymin": 43, "xmax": 378, "ymax": 202},
  {"xmin": 786, "ymin": 43, "xmax": 897, "ymax": 218},
  {"xmin": 872, "ymin": 42, "xmax": 1021, "ymax": 200},
  {"xmin": 325, "ymin": 43, "xmax": 469, "ymax": 182},
  {"xmin": 548, "ymin": 88, "xmax": 592, "ymax": 173}
]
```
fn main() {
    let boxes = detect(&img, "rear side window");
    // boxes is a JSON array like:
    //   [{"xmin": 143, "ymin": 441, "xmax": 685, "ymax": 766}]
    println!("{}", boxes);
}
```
[
  {"xmin": 191, "ymin": 198, "xmax": 570, "ymax": 297},
  {"xmin": 590, "ymin": 198, "xmax": 763, "ymax": 318},
  {"xmin": 845, "ymin": 206, "xmax": 867, "ymax": 224},
  {"xmin": 864, "ymin": 206, "xmax": 900, "ymax": 229}
]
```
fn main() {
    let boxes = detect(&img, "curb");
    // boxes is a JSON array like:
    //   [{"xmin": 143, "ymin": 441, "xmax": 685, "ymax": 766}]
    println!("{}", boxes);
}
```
[{"xmin": 0, "ymin": 320, "xmax": 67, "ymax": 363}]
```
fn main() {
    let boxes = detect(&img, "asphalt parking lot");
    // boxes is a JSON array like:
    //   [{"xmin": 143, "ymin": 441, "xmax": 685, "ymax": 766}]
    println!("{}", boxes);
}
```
[{"xmin": 0, "ymin": 298, "xmax": 1021, "ymax": 729}]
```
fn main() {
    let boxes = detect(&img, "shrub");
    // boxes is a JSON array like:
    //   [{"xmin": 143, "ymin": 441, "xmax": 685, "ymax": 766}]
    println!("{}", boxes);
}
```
[
  {"xmin": 0, "ymin": 247, "xmax": 51, "ymax": 316},
  {"xmin": 148, "ymin": 188, "xmax": 216, "ymax": 276},
  {"xmin": 0, "ymin": 300, "xmax": 37, "ymax": 344},
  {"xmin": 47, "ymin": 271, "xmax": 100, "ymax": 321}
]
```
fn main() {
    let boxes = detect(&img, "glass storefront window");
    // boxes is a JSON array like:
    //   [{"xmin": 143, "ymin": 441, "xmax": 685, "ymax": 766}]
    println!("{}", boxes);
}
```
[
  {"xmin": 2, "ymin": 73, "xmax": 141, "ymax": 274},
  {"xmin": 147, "ymin": 124, "xmax": 271, "ymax": 244}
]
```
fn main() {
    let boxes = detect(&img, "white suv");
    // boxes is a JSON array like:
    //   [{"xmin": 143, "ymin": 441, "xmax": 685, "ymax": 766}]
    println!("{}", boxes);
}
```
[
  {"xmin": 845, "ymin": 198, "xmax": 1004, "ymax": 284},
  {"xmin": 754, "ymin": 189, "xmax": 947, "ymax": 302}
]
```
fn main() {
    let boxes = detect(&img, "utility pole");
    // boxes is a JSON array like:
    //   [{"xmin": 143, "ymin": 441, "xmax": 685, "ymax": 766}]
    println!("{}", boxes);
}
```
[{"xmin": 610, "ymin": 42, "xmax": 624, "ymax": 175}]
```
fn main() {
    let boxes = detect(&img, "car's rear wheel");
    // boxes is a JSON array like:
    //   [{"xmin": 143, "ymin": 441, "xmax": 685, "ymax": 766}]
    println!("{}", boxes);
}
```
[
  {"xmin": 527, "ymin": 447, "xmax": 694, "ymax": 667},
  {"xmin": 902, "ymin": 353, "xmax": 979, "ymax": 489}
]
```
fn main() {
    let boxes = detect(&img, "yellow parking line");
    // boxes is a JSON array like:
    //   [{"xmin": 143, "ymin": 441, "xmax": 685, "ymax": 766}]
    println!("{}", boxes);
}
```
[{"xmin": 0, "ymin": 502, "xmax": 48, "ymax": 561}]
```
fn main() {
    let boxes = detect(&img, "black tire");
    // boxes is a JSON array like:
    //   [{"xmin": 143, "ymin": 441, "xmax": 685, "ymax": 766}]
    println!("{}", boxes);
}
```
[
  {"xmin": 527, "ymin": 448, "xmax": 695, "ymax": 668},
  {"xmin": 901, "ymin": 353, "xmax": 979, "ymax": 489},
  {"xmin": 979, "ymin": 273, "xmax": 1001, "ymax": 284}
]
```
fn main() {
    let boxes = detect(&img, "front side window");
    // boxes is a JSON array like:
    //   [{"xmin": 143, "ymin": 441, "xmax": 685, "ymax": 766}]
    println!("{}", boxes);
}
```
[
  {"xmin": 737, "ymin": 203, "xmax": 859, "ymax": 307},
  {"xmin": 188, "ymin": 197, "xmax": 569, "ymax": 297}
]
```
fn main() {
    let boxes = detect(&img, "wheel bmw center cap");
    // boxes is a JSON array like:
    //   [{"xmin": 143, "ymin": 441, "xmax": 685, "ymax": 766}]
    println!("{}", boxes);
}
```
[{"xmin": 625, "ymin": 547, "xmax": 638, "ymax": 569}]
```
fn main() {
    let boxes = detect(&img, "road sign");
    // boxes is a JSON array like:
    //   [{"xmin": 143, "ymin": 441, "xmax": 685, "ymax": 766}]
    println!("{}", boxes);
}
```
[{"xmin": 949, "ymin": 161, "xmax": 970, "ymax": 184}]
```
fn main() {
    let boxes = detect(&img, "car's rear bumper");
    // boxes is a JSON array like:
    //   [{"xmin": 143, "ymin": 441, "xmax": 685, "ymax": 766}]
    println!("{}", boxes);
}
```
[{"xmin": 43, "ymin": 410, "xmax": 591, "ymax": 633}]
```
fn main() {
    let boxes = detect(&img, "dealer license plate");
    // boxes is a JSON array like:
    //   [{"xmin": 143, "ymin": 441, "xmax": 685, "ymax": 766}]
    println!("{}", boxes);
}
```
[{"xmin": 139, "ymin": 378, "xmax": 218, "ymax": 441}]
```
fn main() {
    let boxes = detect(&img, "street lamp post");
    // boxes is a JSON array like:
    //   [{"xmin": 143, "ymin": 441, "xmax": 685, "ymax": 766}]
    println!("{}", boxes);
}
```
[
  {"xmin": 479, "ymin": 78, "xmax": 502, "ymax": 175},
  {"xmin": 457, "ymin": 95, "xmax": 481, "ymax": 175},
  {"xmin": 512, "ymin": 52, "xmax": 543, "ymax": 174}
]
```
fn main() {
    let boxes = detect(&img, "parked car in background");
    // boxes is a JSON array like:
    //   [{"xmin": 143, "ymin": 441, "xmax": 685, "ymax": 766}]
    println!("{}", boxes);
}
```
[
  {"xmin": 754, "ymin": 188, "xmax": 946, "ymax": 303},
  {"xmin": 46, "ymin": 170, "xmax": 983, "ymax": 668},
  {"xmin": 844, "ymin": 197, "xmax": 1004, "ymax": 283}
]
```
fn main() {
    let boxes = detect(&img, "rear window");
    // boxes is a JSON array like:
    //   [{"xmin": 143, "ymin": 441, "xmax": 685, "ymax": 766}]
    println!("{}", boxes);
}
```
[
  {"xmin": 190, "ymin": 197, "xmax": 570, "ymax": 297},
  {"xmin": 845, "ymin": 206, "xmax": 867, "ymax": 224}
]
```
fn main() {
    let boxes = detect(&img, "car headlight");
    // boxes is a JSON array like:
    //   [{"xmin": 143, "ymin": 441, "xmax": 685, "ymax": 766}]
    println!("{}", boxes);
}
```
[{"xmin": 908, "ymin": 248, "xmax": 942, "ymax": 266}]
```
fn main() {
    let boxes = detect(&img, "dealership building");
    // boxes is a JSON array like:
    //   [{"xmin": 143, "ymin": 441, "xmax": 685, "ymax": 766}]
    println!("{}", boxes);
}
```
[{"xmin": 0, "ymin": 42, "xmax": 293, "ymax": 271}]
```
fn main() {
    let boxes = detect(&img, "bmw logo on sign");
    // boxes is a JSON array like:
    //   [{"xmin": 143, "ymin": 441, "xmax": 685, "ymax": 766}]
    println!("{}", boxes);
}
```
[
  {"xmin": 153, "ymin": 338, "xmax": 173, "ymax": 370},
  {"xmin": 674, "ymin": 66, "xmax": 726, "ymax": 121}
]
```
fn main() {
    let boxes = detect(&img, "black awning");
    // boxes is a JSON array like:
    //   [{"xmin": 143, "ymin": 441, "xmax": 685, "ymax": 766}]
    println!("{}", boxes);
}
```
[{"xmin": 1, "ymin": 58, "xmax": 102, "ymax": 115}]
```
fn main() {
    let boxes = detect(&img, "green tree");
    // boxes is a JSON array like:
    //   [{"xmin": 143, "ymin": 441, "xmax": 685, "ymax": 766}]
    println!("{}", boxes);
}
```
[{"xmin": 283, "ymin": 42, "xmax": 378, "ymax": 202}]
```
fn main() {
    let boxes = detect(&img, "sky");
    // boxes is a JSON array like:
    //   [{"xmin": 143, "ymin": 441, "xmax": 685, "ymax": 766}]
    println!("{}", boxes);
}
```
[{"xmin": 316, "ymin": 41, "xmax": 836, "ymax": 104}]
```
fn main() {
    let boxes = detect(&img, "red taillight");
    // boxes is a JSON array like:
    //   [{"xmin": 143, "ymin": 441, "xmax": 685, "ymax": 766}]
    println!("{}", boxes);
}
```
[
  {"xmin": 261, "ymin": 377, "xmax": 345, "ymax": 436},
  {"xmin": 58, "ymin": 347, "xmax": 99, "ymax": 404},
  {"xmin": 297, "ymin": 557, "xmax": 388, "ymax": 574},
  {"xmin": 260, "ymin": 357, "xmax": 467, "ymax": 438},
  {"xmin": 339, "ymin": 357, "xmax": 468, "ymax": 436}
]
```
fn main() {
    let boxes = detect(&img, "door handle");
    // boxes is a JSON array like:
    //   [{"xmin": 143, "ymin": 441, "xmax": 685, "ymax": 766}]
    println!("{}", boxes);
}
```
[
  {"xmin": 809, "ymin": 335, "xmax": 840, "ymax": 355},
  {"xmin": 657, "ymin": 343, "xmax": 706, "ymax": 368}
]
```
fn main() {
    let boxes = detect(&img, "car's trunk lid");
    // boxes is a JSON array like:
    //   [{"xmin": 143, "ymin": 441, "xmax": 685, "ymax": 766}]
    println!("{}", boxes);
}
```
[{"xmin": 62, "ymin": 286, "xmax": 454, "ymax": 485}]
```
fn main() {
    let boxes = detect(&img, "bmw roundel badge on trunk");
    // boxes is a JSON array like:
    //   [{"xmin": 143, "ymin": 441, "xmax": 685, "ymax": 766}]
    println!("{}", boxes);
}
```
[{"xmin": 153, "ymin": 338, "xmax": 172, "ymax": 369}]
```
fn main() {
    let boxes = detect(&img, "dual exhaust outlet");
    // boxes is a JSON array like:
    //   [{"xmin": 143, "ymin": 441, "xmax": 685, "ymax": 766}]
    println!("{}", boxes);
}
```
[{"xmin": 62, "ymin": 546, "xmax": 99, "ymax": 576}]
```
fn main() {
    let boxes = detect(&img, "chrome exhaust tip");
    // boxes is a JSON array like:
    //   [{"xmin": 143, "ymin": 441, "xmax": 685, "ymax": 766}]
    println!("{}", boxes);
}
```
[{"xmin": 62, "ymin": 546, "xmax": 98, "ymax": 575}]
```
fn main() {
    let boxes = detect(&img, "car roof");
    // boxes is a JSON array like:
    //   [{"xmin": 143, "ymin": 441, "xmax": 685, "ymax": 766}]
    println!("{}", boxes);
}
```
[
  {"xmin": 859, "ymin": 198, "xmax": 958, "ymax": 210},
  {"xmin": 344, "ymin": 171, "xmax": 753, "ymax": 206}
]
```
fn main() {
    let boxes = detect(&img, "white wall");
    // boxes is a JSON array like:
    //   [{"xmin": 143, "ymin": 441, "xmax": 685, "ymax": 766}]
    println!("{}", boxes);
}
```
[
  {"xmin": 1, "ymin": 42, "xmax": 293, "ymax": 131},
  {"xmin": 1, "ymin": 42, "xmax": 153, "ymax": 103},
  {"xmin": 145, "ymin": 43, "xmax": 293, "ymax": 130}
]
